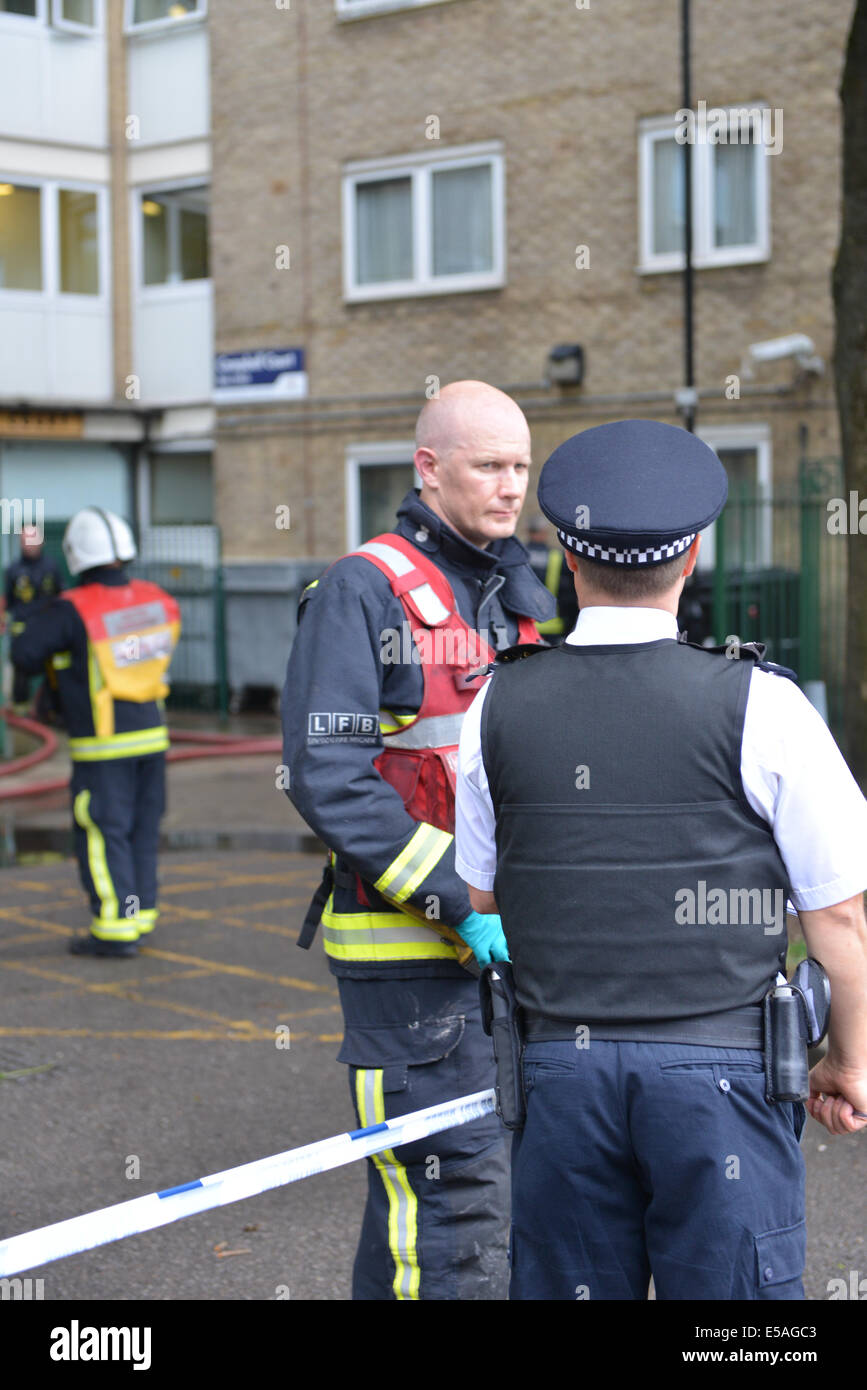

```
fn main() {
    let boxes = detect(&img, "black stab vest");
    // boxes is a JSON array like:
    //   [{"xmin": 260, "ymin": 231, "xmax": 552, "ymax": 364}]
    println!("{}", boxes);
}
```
[{"xmin": 480, "ymin": 640, "xmax": 791, "ymax": 1033}]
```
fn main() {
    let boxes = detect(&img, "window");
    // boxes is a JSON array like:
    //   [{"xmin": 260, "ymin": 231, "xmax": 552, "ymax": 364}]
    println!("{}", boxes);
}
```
[
  {"xmin": 126, "ymin": 0, "xmax": 204, "ymax": 32},
  {"xmin": 639, "ymin": 110, "xmax": 770, "ymax": 272},
  {"xmin": 0, "ymin": 184, "xmax": 41, "ymax": 289},
  {"xmin": 336, "ymin": 0, "xmax": 456, "ymax": 18},
  {"xmin": 141, "ymin": 185, "xmax": 209, "ymax": 286},
  {"xmin": 150, "ymin": 451, "xmax": 213, "ymax": 524},
  {"xmin": 0, "ymin": 179, "xmax": 103, "ymax": 295},
  {"xmin": 0, "ymin": 0, "xmax": 99, "ymax": 28},
  {"xmin": 696, "ymin": 427, "xmax": 772, "ymax": 572},
  {"xmin": 344, "ymin": 143, "xmax": 504, "ymax": 301},
  {"xmin": 345, "ymin": 443, "xmax": 419, "ymax": 548},
  {"xmin": 53, "ymin": 0, "xmax": 98, "ymax": 32},
  {"xmin": 59, "ymin": 190, "xmax": 98, "ymax": 294}
]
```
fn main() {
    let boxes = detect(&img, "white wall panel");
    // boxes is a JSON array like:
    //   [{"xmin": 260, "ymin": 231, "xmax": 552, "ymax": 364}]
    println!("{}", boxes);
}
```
[
  {"xmin": 134, "ymin": 285, "xmax": 213, "ymax": 402},
  {"xmin": 128, "ymin": 26, "xmax": 210, "ymax": 146},
  {"xmin": 0, "ymin": 304, "xmax": 51, "ymax": 397},
  {"xmin": 53, "ymin": 307, "xmax": 112, "ymax": 399},
  {"xmin": 0, "ymin": 25, "xmax": 105, "ymax": 147}
]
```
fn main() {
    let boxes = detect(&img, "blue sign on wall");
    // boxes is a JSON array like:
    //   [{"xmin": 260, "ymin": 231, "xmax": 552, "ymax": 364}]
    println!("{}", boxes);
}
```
[{"xmin": 214, "ymin": 348, "xmax": 307, "ymax": 404}]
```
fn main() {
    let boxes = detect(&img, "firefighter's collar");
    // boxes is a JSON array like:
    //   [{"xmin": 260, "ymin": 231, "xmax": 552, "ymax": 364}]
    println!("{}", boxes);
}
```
[{"xmin": 397, "ymin": 492, "xmax": 520, "ymax": 573}]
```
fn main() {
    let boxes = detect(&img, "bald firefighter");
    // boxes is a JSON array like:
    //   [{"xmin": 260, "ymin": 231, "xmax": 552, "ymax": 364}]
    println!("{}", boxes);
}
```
[{"xmin": 281, "ymin": 381, "xmax": 554, "ymax": 1299}]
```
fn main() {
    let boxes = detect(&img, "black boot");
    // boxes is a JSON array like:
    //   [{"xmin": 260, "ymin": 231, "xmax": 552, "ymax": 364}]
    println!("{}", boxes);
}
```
[{"xmin": 69, "ymin": 935, "xmax": 138, "ymax": 958}]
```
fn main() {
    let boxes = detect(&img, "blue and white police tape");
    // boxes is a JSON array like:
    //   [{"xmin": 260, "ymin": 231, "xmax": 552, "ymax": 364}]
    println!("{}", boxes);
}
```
[{"xmin": 0, "ymin": 1088, "xmax": 496, "ymax": 1277}]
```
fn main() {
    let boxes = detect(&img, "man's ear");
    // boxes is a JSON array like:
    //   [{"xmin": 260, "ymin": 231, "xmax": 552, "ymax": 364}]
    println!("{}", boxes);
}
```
[
  {"xmin": 682, "ymin": 533, "xmax": 701, "ymax": 578},
  {"xmin": 414, "ymin": 446, "xmax": 439, "ymax": 490},
  {"xmin": 563, "ymin": 548, "xmax": 578, "ymax": 573}
]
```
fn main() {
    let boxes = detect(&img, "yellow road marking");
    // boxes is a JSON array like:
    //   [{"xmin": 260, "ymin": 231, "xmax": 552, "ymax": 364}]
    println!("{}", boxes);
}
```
[
  {"xmin": 138, "ymin": 945, "xmax": 337, "ymax": 995},
  {"xmin": 0, "ymin": 919, "xmax": 336, "ymax": 996},
  {"xmin": 0, "ymin": 960, "xmax": 265, "ymax": 1032},
  {"xmin": 0, "ymin": 932, "xmax": 60, "ymax": 949},
  {"xmin": 0, "ymin": 909, "xmax": 73, "ymax": 937},
  {"xmin": 0, "ymin": 879, "xmax": 68, "ymax": 894},
  {"xmin": 161, "ymin": 903, "xmax": 306, "ymax": 941},
  {"xmin": 3, "ymin": 965, "xmax": 219, "ymax": 1001},
  {"xmin": 158, "ymin": 861, "xmax": 231, "ymax": 876},
  {"xmin": 158, "ymin": 873, "xmax": 307, "ymax": 895},
  {"xmin": 0, "ymin": 1026, "xmax": 341, "ymax": 1043}
]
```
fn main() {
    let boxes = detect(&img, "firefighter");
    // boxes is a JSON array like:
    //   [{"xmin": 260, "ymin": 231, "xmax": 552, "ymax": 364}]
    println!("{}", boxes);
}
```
[
  {"xmin": 11, "ymin": 507, "xmax": 181, "ymax": 958},
  {"xmin": 1, "ymin": 524, "xmax": 63, "ymax": 712},
  {"xmin": 281, "ymin": 380, "xmax": 554, "ymax": 1299}
]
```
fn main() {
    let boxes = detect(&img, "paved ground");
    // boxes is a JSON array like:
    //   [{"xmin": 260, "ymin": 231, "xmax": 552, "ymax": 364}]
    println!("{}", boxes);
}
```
[
  {"xmin": 0, "ymin": 718, "xmax": 865, "ymax": 1302},
  {"xmin": 0, "ymin": 847, "xmax": 365, "ymax": 1301}
]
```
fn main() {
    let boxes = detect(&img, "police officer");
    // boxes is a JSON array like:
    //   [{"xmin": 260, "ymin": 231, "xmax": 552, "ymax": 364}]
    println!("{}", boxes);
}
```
[
  {"xmin": 11, "ymin": 508, "xmax": 181, "ymax": 958},
  {"xmin": 456, "ymin": 419, "xmax": 867, "ymax": 1301},
  {"xmin": 281, "ymin": 380, "xmax": 553, "ymax": 1300},
  {"xmin": 2, "ymin": 524, "xmax": 63, "ymax": 710}
]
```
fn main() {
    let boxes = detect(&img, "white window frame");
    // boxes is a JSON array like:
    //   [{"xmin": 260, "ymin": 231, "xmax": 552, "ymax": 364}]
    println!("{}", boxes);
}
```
[
  {"xmin": 132, "ymin": 180, "xmax": 211, "ymax": 297},
  {"xmin": 0, "ymin": 0, "xmax": 102, "ymax": 30},
  {"xmin": 124, "ymin": 0, "xmax": 206, "ymax": 36},
  {"xmin": 638, "ymin": 109, "xmax": 770, "ymax": 274},
  {"xmin": 0, "ymin": 174, "xmax": 109, "ymax": 304},
  {"xmin": 343, "ymin": 141, "xmax": 505, "ymax": 302},
  {"xmin": 345, "ymin": 441, "xmax": 419, "ymax": 550},
  {"xmin": 696, "ymin": 423, "xmax": 772, "ymax": 572},
  {"xmin": 51, "ymin": 0, "xmax": 101, "ymax": 33},
  {"xmin": 0, "ymin": 1, "xmax": 42, "ymax": 27},
  {"xmin": 336, "ymin": 0, "xmax": 456, "ymax": 19}
]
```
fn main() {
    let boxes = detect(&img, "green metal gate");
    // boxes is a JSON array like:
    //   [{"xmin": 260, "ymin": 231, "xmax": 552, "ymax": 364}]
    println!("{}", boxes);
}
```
[
  {"xmin": 131, "ymin": 525, "xmax": 228, "ymax": 714},
  {"xmin": 682, "ymin": 457, "xmax": 846, "ymax": 738}
]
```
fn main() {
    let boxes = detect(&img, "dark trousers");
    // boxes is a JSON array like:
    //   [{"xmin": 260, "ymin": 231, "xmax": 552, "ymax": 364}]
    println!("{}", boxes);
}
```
[
  {"xmin": 70, "ymin": 754, "xmax": 166, "ymax": 941},
  {"xmin": 12, "ymin": 665, "xmax": 32, "ymax": 705},
  {"xmin": 511, "ymin": 1039, "xmax": 806, "ymax": 1301},
  {"xmin": 338, "ymin": 974, "xmax": 509, "ymax": 1300}
]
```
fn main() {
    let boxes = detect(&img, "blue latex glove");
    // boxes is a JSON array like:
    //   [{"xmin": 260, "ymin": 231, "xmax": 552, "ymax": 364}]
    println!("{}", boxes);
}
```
[{"xmin": 456, "ymin": 910, "xmax": 510, "ymax": 966}]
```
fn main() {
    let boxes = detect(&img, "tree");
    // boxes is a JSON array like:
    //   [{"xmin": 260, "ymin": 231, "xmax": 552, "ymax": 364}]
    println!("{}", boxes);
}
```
[
  {"xmin": 833, "ymin": 0, "xmax": 867, "ymax": 786},
  {"xmin": 833, "ymin": 0, "xmax": 867, "ymax": 783}
]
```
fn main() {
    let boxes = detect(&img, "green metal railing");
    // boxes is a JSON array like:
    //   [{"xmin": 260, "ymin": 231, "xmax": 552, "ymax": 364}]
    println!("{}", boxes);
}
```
[
  {"xmin": 131, "ymin": 525, "xmax": 228, "ymax": 716},
  {"xmin": 702, "ymin": 457, "xmax": 846, "ymax": 737}
]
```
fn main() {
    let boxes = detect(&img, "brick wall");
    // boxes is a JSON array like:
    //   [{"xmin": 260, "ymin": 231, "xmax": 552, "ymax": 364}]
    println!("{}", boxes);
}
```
[{"xmin": 210, "ymin": 0, "xmax": 850, "ymax": 560}]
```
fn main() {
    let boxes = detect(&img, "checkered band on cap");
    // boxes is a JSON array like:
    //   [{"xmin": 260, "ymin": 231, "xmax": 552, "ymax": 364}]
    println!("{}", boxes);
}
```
[{"xmin": 556, "ymin": 529, "xmax": 697, "ymax": 567}]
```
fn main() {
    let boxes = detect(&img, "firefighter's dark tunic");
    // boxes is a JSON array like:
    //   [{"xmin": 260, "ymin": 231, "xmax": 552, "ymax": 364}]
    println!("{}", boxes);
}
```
[
  {"xmin": 11, "ymin": 566, "xmax": 170, "ymax": 942},
  {"xmin": 281, "ymin": 490, "xmax": 553, "ymax": 1300},
  {"xmin": 5, "ymin": 551, "xmax": 62, "ymax": 703}
]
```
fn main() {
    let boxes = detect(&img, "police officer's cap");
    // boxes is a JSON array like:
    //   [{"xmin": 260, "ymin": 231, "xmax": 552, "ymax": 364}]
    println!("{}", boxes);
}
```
[{"xmin": 537, "ymin": 419, "xmax": 727, "ymax": 568}]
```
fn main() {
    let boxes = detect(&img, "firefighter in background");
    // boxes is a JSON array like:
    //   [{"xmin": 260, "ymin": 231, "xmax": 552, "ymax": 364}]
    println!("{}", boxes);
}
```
[
  {"xmin": 1, "ymin": 524, "xmax": 63, "ymax": 712},
  {"xmin": 11, "ymin": 508, "xmax": 180, "ymax": 958},
  {"xmin": 281, "ymin": 381, "xmax": 554, "ymax": 1300},
  {"xmin": 525, "ymin": 514, "xmax": 578, "ymax": 641}
]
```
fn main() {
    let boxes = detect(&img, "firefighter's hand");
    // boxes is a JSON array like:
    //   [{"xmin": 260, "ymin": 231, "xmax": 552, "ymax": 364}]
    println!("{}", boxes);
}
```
[{"xmin": 455, "ymin": 911, "xmax": 510, "ymax": 966}]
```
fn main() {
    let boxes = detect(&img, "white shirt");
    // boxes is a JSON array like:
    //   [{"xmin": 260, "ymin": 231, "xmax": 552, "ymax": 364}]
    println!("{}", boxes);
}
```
[{"xmin": 456, "ymin": 607, "xmax": 867, "ymax": 912}]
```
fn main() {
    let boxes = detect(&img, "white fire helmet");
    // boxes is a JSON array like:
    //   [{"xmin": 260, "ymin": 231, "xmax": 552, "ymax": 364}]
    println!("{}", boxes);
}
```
[{"xmin": 62, "ymin": 508, "xmax": 137, "ymax": 577}]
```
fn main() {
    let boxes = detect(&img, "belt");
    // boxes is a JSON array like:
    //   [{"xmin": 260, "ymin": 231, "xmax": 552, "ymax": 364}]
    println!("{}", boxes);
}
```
[{"xmin": 523, "ymin": 1004, "xmax": 764, "ymax": 1049}]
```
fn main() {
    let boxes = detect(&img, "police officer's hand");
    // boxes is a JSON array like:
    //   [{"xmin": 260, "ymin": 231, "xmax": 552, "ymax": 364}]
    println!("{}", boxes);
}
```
[
  {"xmin": 455, "ymin": 911, "xmax": 510, "ymax": 966},
  {"xmin": 805, "ymin": 1057, "xmax": 867, "ymax": 1135}
]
